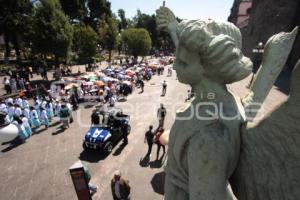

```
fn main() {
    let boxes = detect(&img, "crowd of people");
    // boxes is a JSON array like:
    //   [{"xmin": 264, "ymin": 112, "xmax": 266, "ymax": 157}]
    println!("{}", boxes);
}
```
[
  {"xmin": 0, "ymin": 94, "xmax": 73, "ymax": 143},
  {"xmin": 0, "ymin": 56, "xmax": 176, "ymax": 200}
]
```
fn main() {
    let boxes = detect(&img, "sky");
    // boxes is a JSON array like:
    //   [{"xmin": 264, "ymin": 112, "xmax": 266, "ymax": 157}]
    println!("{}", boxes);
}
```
[{"xmin": 109, "ymin": 0, "xmax": 234, "ymax": 22}]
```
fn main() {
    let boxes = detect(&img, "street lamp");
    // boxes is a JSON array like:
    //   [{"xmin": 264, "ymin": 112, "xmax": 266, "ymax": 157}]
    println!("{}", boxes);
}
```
[{"xmin": 248, "ymin": 42, "xmax": 264, "ymax": 88}]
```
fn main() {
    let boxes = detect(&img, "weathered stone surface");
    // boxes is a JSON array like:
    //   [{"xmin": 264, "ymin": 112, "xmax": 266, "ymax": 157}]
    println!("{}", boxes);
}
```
[
  {"xmin": 157, "ymin": 5, "xmax": 300, "ymax": 200},
  {"xmin": 238, "ymin": 0, "xmax": 300, "ymax": 68}
]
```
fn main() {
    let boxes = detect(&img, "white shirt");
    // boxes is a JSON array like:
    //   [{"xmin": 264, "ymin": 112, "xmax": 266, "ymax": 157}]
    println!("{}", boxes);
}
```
[
  {"xmin": 0, "ymin": 103, "xmax": 7, "ymax": 113},
  {"xmin": 30, "ymin": 110, "xmax": 38, "ymax": 119},
  {"xmin": 6, "ymin": 98, "xmax": 13, "ymax": 105},
  {"xmin": 22, "ymin": 100, "xmax": 29, "ymax": 108},
  {"xmin": 40, "ymin": 110, "xmax": 48, "ymax": 120},
  {"xmin": 114, "ymin": 181, "xmax": 121, "ymax": 199},
  {"xmin": 46, "ymin": 102, "xmax": 53, "ymax": 111},
  {"xmin": 41, "ymin": 101, "xmax": 47, "ymax": 109},
  {"xmin": 55, "ymin": 103, "xmax": 61, "ymax": 113},
  {"xmin": 66, "ymin": 103, "xmax": 72, "ymax": 111},
  {"xmin": 15, "ymin": 98, "xmax": 23, "ymax": 107},
  {"xmin": 8, "ymin": 106, "xmax": 15, "ymax": 115},
  {"xmin": 23, "ymin": 108, "xmax": 30, "ymax": 119},
  {"xmin": 14, "ymin": 107, "xmax": 22, "ymax": 116},
  {"xmin": 22, "ymin": 117, "xmax": 30, "ymax": 128}
]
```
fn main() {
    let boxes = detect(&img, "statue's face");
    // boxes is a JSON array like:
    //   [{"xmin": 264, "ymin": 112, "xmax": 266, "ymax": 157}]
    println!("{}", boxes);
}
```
[{"xmin": 174, "ymin": 45, "xmax": 204, "ymax": 85}]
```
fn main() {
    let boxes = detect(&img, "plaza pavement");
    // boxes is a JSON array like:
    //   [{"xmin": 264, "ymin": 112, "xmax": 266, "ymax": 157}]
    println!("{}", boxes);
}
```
[{"xmin": 0, "ymin": 63, "xmax": 288, "ymax": 200}]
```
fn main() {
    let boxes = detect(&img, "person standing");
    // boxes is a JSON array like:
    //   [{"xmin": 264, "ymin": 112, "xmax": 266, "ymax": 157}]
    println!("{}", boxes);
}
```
[
  {"xmin": 28, "ymin": 66, "xmax": 33, "ymax": 78},
  {"xmin": 10, "ymin": 77, "xmax": 17, "ymax": 93},
  {"xmin": 40, "ymin": 107, "xmax": 49, "ymax": 129},
  {"xmin": 144, "ymin": 125, "xmax": 155, "ymax": 157},
  {"xmin": 140, "ymin": 80, "xmax": 144, "ymax": 93},
  {"xmin": 157, "ymin": 104, "xmax": 167, "ymax": 127},
  {"xmin": 121, "ymin": 121, "xmax": 129, "ymax": 145},
  {"xmin": 162, "ymin": 80, "xmax": 167, "ymax": 96},
  {"xmin": 3, "ymin": 77, "xmax": 11, "ymax": 94},
  {"xmin": 111, "ymin": 170, "xmax": 131, "ymax": 200},
  {"xmin": 18, "ymin": 78, "xmax": 25, "ymax": 90},
  {"xmin": 30, "ymin": 106, "xmax": 41, "ymax": 129},
  {"xmin": 91, "ymin": 110, "xmax": 100, "ymax": 126}
]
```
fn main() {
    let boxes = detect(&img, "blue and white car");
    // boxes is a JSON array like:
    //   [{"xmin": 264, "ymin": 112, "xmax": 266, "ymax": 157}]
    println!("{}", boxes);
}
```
[{"xmin": 82, "ymin": 109, "xmax": 131, "ymax": 154}]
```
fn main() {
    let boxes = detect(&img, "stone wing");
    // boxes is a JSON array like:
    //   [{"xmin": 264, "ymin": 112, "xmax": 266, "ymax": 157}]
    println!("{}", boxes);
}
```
[{"xmin": 230, "ymin": 60, "xmax": 300, "ymax": 200}]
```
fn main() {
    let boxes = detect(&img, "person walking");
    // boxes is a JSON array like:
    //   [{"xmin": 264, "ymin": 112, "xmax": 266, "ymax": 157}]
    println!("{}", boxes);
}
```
[
  {"xmin": 162, "ymin": 80, "xmax": 167, "ymax": 96},
  {"xmin": 154, "ymin": 127, "xmax": 166, "ymax": 160},
  {"xmin": 144, "ymin": 125, "xmax": 155, "ymax": 157},
  {"xmin": 59, "ymin": 104, "xmax": 70, "ymax": 129},
  {"xmin": 111, "ymin": 170, "xmax": 131, "ymax": 200},
  {"xmin": 157, "ymin": 104, "xmax": 167, "ymax": 127}
]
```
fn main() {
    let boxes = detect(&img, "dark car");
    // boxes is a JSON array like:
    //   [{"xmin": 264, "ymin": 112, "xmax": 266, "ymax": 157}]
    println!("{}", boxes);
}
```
[{"xmin": 82, "ymin": 108, "xmax": 131, "ymax": 154}]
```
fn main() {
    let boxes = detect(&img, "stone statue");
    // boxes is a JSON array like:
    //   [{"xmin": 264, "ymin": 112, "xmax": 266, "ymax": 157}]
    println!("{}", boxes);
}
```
[{"xmin": 156, "ymin": 6, "xmax": 300, "ymax": 200}]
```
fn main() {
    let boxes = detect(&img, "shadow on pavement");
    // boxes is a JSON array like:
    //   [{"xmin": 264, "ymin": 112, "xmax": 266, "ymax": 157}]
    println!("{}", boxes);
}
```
[
  {"xmin": 32, "ymin": 127, "xmax": 47, "ymax": 135},
  {"xmin": 1, "ymin": 138, "xmax": 24, "ymax": 153},
  {"xmin": 49, "ymin": 121, "xmax": 61, "ymax": 127},
  {"xmin": 112, "ymin": 142, "xmax": 127, "ymax": 156},
  {"xmin": 151, "ymin": 171, "xmax": 165, "ymax": 195},
  {"xmin": 149, "ymin": 154, "xmax": 166, "ymax": 168},
  {"xmin": 139, "ymin": 155, "xmax": 150, "ymax": 167},
  {"xmin": 79, "ymin": 149, "xmax": 108, "ymax": 163},
  {"xmin": 52, "ymin": 128, "xmax": 66, "ymax": 135}
]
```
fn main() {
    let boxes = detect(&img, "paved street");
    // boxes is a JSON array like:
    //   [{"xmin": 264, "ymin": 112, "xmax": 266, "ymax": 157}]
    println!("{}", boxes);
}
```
[{"xmin": 0, "ymin": 65, "xmax": 288, "ymax": 200}]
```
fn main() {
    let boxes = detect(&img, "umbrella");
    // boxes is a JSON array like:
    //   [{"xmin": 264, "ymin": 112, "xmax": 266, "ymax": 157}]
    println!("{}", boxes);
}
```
[
  {"xmin": 0, "ymin": 124, "xmax": 19, "ymax": 143},
  {"xmin": 94, "ymin": 80, "xmax": 105, "ymax": 87},
  {"xmin": 85, "ymin": 81, "xmax": 94, "ymax": 86},
  {"xmin": 123, "ymin": 81, "xmax": 131, "ymax": 86},
  {"xmin": 65, "ymin": 83, "xmax": 79, "ymax": 90},
  {"xmin": 102, "ymin": 77, "xmax": 110, "ymax": 82},
  {"xmin": 89, "ymin": 77, "xmax": 98, "ymax": 81},
  {"xmin": 117, "ymin": 74, "xmax": 125, "ymax": 79}
]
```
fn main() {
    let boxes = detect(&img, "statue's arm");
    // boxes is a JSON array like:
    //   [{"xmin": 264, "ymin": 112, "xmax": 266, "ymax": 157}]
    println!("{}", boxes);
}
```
[
  {"xmin": 187, "ymin": 129, "xmax": 229, "ymax": 200},
  {"xmin": 156, "ymin": 6, "xmax": 179, "ymax": 48}
]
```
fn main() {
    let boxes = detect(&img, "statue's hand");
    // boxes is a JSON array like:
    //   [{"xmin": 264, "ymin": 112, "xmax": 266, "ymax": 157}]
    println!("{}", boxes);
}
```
[{"xmin": 156, "ymin": 6, "xmax": 177, "ymax": 33}]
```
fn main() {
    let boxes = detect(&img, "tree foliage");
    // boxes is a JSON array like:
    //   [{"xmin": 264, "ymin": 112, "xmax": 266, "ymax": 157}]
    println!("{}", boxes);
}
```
[
  {"xmin": 73, "ymin": 25, "xmax": 98, "ymax": 62},
  {"xmin": 98, "ymin": 15, "xmax": 119, "ymax": 61},
  {"xmin": 59, "ymin": 0, "xmax": 87, "ymax": 22},
  {"xmin": 87, "ymin": 0, "xmax": 111, "ymax": 20},
  {"xmin": 32, "ymin": 0, "xmax": 73, "ymax": 66},
  {"xmin": 122, "ymin": 28, "xmax": 152, "ymax": 58},
  {"xmin": 0, "ymin": 0, "xmax": 34, "ymax": 60},
  {"xmin": 117, "ymin": 9, "xmax": 128, "ymax": 31}
]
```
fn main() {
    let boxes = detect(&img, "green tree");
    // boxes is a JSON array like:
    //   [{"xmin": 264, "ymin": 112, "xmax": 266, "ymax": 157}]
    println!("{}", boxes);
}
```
[
  {"xmin": 73, "ymin": 25, "xmax": 98, "ymax": 63},
  {"xmin": 32, "ymin": 0, "xmax": 73, "ymax": 67},
  {"xmin": 88, "ymin": 0, "xmax": 111, "ymax": 19},
  {"xmin": 98, "ymin": 15, "xmax": 118, "ymax": 62},
  {"xmin": 59, "ymin": 0, "xmax": 87, "ymax": 22},
  {"xmin": 122, "ymin": 28, "xmax": 152, "ymax": 59},
  {"xmin": 0, "ymin": 0, "xmax": 33, "ymax": 61},
  {"xmin": 117, "ymin": 9, "xmax": 128, "ymax": 31}
]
